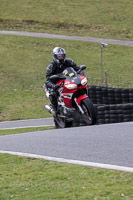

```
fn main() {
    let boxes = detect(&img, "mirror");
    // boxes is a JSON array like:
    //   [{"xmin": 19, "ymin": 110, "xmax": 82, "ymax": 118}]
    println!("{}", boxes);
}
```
[{"xmin": 80, "ymin": 65, "xmax": 86, "ymax": 70}]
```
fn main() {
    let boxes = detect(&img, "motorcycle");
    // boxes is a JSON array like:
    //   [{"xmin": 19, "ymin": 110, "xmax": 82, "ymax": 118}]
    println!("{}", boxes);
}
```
[{"xmin": 44, "ymin": 65, "xmax": 97, "ymax": 128}]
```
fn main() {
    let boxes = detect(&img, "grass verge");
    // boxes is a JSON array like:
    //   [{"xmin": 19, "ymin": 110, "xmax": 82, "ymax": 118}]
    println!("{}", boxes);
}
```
[
  {"xmin": 0, "ymin": 126, "xmax": 55, "ymax": 136},
  {"xmin": 0, "ymin": 90, "xmax": 51, "ymax": 121},
  {"xmin": 0, "ymin": 153, "xmax": 133, "ymax": 200}
]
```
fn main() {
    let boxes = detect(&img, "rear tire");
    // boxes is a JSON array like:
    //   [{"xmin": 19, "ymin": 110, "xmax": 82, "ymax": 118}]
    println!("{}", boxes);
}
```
[{"xmin": 81, "ymin": 98, "xmax": 97, "ymax": 125}]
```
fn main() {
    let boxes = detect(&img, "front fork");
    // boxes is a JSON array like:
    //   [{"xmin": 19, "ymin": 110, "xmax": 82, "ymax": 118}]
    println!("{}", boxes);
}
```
[
  {"xmin": 74, "ymin": 97, "xmax": 85, "ymax": 114},
  {"xmin": 74, "ymin": 95, "xmax": 88, "ymax": 114}
]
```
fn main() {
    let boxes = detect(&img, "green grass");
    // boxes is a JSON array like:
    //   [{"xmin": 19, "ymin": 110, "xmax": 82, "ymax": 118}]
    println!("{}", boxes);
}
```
[
  {"xmin": 0, "ymin": 153, "xmax": 133, "ymax": 200},
  {"xmin": 0, "ymin": 126, "xmax": 55, "ymax": 136},
  {"xmin": 0, "ymin": 90, "xmax": 52, "ymax": 121},
  {"xmin": 0, "ymin": 34, "xmax": 133, "ymax": 121},
  {"xmin": 0, "ymin": 0, "xmax": 133, "ymax": 40},
  {"xmin": 0, "ymin": 34, "xmax": 133, "ymax": 91}
]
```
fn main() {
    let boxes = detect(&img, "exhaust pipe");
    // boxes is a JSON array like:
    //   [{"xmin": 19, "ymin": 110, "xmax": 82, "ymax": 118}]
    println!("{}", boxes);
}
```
[
  {"xmin": 45, "ymin": 105, "xmax": 52, "ymax": 113},
  {"xmin": 45, "ymin": 105, "xmax": 55, "ymax": 115}
]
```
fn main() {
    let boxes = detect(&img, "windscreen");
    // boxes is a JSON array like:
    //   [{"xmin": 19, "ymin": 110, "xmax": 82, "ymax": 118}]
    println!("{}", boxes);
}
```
[{"xmin": 62, "ymin": 67, "xmax": 77, "ymax": 77}]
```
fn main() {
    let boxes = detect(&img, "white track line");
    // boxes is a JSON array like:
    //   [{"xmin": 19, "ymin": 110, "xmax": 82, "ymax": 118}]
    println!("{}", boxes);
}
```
[{"xmin": 0, "ymin": 150, "xmax": 133, "ymax": 173}]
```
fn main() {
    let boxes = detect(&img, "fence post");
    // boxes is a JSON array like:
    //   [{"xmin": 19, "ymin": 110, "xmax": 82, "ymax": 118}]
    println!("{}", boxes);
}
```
[
  {"xmin": 105, "ymin": 71, "xmax": 108, "ymax": 87},
  {"xmin": 101, "ymin": 43, "xmax": 108, "ymax": 86},
  {"xmin": 21, "ymin": 78, "xmax": 24, "ymax": 90},
  {"xmin": 8, "ymin": 72, "xmax": 10, "ymax": 79},
  {"xmin": 116, "ymin": 75, "xmax": 119, "ymax": 87},
  {"xmin": 127, "ymin": 80, "xmax": 129, "ymax": 88}
]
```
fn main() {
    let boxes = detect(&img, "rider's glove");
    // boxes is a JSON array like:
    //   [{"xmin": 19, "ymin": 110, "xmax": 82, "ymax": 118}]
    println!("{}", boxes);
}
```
[{"xmin": 77, "ymin": 70, "xmax": 85, "ymax": 76}]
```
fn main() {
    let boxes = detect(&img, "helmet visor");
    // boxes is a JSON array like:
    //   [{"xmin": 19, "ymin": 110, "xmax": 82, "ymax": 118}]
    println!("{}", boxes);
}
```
[{"xmin": 57, "ymin": 54, "xmax": 65, "ymax": 59}]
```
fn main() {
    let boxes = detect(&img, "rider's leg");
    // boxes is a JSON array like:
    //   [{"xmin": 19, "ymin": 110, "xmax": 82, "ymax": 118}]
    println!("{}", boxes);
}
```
[{"xmin": 49, "ymin": 95, "xmax": 58, "ymax": 112}]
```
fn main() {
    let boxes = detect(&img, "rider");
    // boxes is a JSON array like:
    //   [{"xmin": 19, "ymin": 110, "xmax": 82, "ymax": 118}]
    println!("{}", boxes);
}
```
[{"xmin": 45, "ymin": 47, "xmax": 81, "ymax": 113}]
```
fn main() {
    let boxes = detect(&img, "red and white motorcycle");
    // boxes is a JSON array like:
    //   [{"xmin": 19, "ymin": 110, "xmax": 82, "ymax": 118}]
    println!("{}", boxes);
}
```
[{"xmin": 44, "ymin": 65, "xmax": 97, "ymax": 128}]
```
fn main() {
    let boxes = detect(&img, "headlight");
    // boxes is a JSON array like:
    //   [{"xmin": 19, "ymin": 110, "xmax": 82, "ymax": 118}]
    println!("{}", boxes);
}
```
[
  {"xmin": 65, "ymin": 84, "xmax": 77, "ymax": 89},
  {"xmin": 81, "ymin": 77, "xmax": 87, "ymax": 85}
]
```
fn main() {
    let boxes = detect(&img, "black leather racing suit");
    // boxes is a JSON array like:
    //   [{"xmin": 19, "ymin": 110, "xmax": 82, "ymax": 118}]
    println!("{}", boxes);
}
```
[{"xmin": 45, "ymin": 58, "xmax": 80, "ymax": 108}]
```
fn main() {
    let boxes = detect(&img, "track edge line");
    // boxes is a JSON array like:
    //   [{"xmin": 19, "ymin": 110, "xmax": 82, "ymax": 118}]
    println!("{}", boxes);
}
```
[{"xmin": 0, "ymin": 150, "xmax": 133, "ymax": 173}]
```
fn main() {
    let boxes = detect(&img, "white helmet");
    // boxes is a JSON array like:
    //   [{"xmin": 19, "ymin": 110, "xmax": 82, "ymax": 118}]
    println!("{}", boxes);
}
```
[{"xmin": 53, "ymin": 47, "xmax": 66, "ymax": 65}]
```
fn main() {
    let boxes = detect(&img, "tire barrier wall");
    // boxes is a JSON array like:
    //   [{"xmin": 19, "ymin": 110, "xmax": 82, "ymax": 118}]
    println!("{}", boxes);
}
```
[
  {"xmin": 88, "ymin": 86, "xmax": 133, "ymax": 105},
  {"xmin": 95, "ymin": 103, "xmax": 133, "ymax": 125},
  {"xmin": 72, "ymin": 86, "xmax": 133, "ymax": 126},
  {"xmin": 88, "ymin": 86, "xmax": 133, "ymax": 125}
]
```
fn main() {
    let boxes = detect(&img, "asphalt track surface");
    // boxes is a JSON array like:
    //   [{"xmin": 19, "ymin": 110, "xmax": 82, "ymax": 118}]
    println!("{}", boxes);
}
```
[
  {"xmin": 0, "ymin": 120, "xmax": 133, "ymax": 172},
  {"xmin": 1, "ymin": 30, "xmax": 133, "ymax": 46},
  {"xmin": 0, "ymin": 118, "xmax": 54, "ymax": 129}
]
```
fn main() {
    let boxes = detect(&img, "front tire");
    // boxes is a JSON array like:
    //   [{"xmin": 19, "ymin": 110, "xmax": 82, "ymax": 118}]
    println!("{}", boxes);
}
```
[
  {"xmin": 54, "ymin": 116, "xmax": 72, "ymax": 128},
  {"xmin": 81, "ymin": 98, "xmax": 97, "ymax": 125}
]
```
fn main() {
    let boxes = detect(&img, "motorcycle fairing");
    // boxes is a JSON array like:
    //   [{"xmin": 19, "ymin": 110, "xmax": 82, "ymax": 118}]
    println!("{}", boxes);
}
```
[{"xmin": 62, "ymin": 67, "xmax": 84, "ymax": 85}]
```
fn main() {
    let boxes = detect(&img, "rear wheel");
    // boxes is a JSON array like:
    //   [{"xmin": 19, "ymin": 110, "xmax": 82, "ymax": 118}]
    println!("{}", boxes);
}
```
[{"xmin": 81, "ymin": 98, "xmax": 97, "ymax": 125}]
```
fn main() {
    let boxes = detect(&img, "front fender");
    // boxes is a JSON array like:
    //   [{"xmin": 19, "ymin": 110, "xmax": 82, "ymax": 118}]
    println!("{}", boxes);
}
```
[{"xmin": 76, "ymin": 95, "xmax": 88, "ymax": 105}]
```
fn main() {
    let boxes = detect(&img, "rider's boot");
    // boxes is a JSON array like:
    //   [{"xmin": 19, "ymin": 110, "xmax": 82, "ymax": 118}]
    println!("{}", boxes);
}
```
[{"xmin": 50, "ymin": 100, "xmax": 58, "ymax": 116}]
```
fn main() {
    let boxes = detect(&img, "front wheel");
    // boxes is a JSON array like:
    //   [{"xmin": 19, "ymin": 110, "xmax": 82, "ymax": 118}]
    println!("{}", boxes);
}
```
[
  {"xmin": 81, "ymin": 98, "xmax": 97, "ymax": 125},
  {"xmin": 54, "ymin": 116, "xmax": 73, "ymax": 128}
]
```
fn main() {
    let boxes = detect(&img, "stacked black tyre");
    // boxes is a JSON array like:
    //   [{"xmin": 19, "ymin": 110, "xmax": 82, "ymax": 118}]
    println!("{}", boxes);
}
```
[
  {"xmin": 97, "ymin": 103, "xmax": 133, "ymax": 124},
  {"xmin": 88, "ymin": 86, "xmax": 133, "ymax": 105},
  {"xmin": 129, "ymin": 89, "xmax": 133, "ymax": 103},
  {"xmin": 87, "ymin": 85, "xmax": 97, "ymax": 104},
  {"xmin": 114, "ymin": 89, "xmax": 122, "ymax": 104},
  {"xmin": 88, "ymin": 85, "xmax": 133, "ymax": 125}
]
